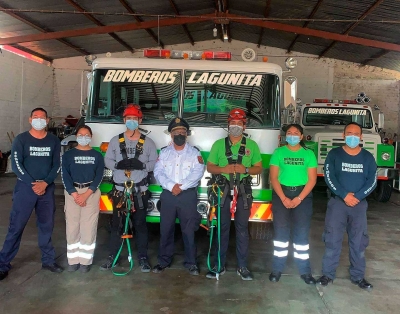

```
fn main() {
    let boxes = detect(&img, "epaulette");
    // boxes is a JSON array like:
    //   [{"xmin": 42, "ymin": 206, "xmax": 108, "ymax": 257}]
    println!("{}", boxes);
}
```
[
  {"xmin": 160, "ymin": 146, "xmax": 167, "ymax": 151},
  {"xmin": 193, "ymin": 146, "xmax": 200, "ymax": 151}
]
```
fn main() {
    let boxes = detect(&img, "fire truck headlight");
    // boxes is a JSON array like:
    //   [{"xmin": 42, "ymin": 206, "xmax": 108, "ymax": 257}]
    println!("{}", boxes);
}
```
[{"xmin": 381, "ymin": 152, "xmax": 391, "ymax": 161}]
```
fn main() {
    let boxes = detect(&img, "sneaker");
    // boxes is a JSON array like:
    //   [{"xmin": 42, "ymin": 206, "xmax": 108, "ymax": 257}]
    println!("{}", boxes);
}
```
[
  {"xmin": 0, "ymin": 271, "xmax": 8, "ymax": 281},
  {"xmin": 139, "ymin": 258, "xmax": 151, "ymax": 273},
  {"xmin": 100, "ymin": 255, "xmax": 119, "ymax": 271},
  {"xmin": 205, "ymin": 266, "xmax": 226, "ymax": 279},
  {"xmin": 237, "ymin": 267, "xmax": 253, "ymax": 281},
  {"xmin": 152, "ymin": 264, "xmax": 170, "ymax": 274},
  {"xmin": 316, "ymin": 275, "xmax": 333, "ymax": 286},
  {"xmin": 68, "ymin": 264, "xmax": 80, "ymax": 272},
  {"xmin": 269, "ymin": 272, "xmax": 282, "ymax": 282},
  {"xmin": 42, "ymin": 263, "xmax": 64, "ymax": 273},
  {"xmin": 301, "ymin": 273, "xmax": 316, "ymax": 285},
  {"xmin": 188, "ymin": 265, "xmax": 199, "ymax": 276},
  {"xmin": 80, "ymin": 265, "xmax": 91, "ymax": 273}
]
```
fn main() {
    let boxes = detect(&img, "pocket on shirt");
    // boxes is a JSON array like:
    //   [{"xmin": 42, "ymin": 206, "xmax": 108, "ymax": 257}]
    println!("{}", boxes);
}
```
[{"xmin": 182, "ymin": 161, "xmax": 192, "ymax": 177}]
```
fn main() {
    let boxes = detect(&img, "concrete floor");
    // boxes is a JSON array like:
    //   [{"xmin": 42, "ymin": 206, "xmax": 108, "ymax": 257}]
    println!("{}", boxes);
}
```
[{"xmin": 0, "ymin": 174, "xmax": 400, "ymax": 314}]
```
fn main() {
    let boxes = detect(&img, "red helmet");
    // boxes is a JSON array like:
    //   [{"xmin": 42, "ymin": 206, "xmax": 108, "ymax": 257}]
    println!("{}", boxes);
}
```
[
  {"xmin": 228, "ymin": 108, "xmax": 247, "ymax": 123},
  {"xmin": 123, "ymin": 104, "xmax": 143, "ymax": 118}
]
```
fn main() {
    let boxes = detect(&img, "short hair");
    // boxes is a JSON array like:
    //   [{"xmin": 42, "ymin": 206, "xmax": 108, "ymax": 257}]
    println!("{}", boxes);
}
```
[
  {"xmin": 30, "ymin": 107, "xmax": 48, "ymax": 118},
  {"xmin": 76, "ymin": 125, "xmax": 93, "ymax": 136},
  {"xmin": 344, "ymin": 122, "xmax": 362, "ymax": 134}
]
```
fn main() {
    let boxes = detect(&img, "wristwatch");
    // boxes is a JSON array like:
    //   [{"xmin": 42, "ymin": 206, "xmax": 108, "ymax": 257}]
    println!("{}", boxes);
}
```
[{"xmin": 245, "ymin": 167, "xmax": 249, "ymax": 174}]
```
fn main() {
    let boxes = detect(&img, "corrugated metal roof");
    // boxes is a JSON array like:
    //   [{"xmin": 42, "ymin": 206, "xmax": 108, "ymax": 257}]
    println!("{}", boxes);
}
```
[{"xmin": 0, "ymin": 0, "xmax": 399, "ymax": 72}]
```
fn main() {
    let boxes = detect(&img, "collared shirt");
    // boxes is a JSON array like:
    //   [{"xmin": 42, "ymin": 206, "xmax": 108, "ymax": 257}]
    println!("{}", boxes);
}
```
[{"xmin": 154, "ymin": 143, "xmax": 205, "ymax": 192}]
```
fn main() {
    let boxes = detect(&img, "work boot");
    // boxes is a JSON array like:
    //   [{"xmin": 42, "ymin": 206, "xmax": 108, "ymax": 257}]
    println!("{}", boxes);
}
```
[
  {"xmin": 100, "ymin": 255, "xmax": 119, "ymax": 271},
  {"xmin": 139, "ymin": 258, "xmax": 151, "ymax": 273},
  {"xmin": 0, "ymin": 271, "xmax": 8, "ymax": 281},
  {"xmin": 67, "ymin": 264, "xmax": 80, "ymax": 272},
  {"xmin": 80, "ymin": 265, "xmax": 91, "ymax": 273},
  {"xmin": 317, "ymin": 275, "xmax": 333, "ymax": 286},
  {"xmin": 205, "ymin": 266, "xmax": 226, "ymax": 279},
  {"xmin": 237, "ymin": 267, "xmax": 253, "ymax": 281},
  {"xmin": 269, "ymin": 272, "xmax": 282, "ymax": 282},
  {"xmin": 152, "ymin": 264, "xmax": 170, "ymax": 274},
  {"xmin": 42, "ymin": 263, "xmax": 64, "ymax": 273},
  {"xmin": 188, "ymin": 265, "xmax": 199, "ymax": 276},
  {"xmin": 351, "ymin": 278, "xmax": 373, "ymax": 290},
  {"xmin": 301, "ymin": 273, "xmax": 316, "ymax": 284}
]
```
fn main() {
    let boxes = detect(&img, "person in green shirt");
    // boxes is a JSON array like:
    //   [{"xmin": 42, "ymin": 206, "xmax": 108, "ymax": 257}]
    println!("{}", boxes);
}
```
[
  {"xmin": 206, "ymin": 108, "xmax": 262, "ymax": 281},
  {"xmin": 269, "ymin": 123, "xmax": 317, "ymax": 284}
]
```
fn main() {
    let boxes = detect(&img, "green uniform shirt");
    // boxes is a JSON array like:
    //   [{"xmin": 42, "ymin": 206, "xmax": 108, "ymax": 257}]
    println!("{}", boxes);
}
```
[
  {"xmin": 208, "ymin": 136, "xmax": 262, "ymax": 181},
  {"xmin": 269, "ymin": 145, "xmax": 317, "ymax": 186}
]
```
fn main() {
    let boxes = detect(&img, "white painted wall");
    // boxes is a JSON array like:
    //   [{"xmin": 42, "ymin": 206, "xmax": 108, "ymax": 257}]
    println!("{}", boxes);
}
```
[
  {"xmin": 2, "ymin": 39, "xmax": 398, "ymax": 154},
  {"xmin": 0, "ymin": 50, "xmax": 53, "ymax": 153}
]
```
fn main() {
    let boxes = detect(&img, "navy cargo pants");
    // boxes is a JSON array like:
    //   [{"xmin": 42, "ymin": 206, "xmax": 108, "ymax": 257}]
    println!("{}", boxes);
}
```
[
  {"xmin": 0, "ymin": 180, "xmax": 56, "ymax": 272},
  {"xmin": 213, "ymin": 185, "xmax": 252, "ymax": 268},
  {"xmin": 271, "ymin": 190, "xmax": 313, "ymax": 275},
  {"xmin": 158, "ymin": 188, "xmax": 201, "ymax": 268},
  {"xmin": 322, "ymin": 197, "xmax": 369, "ymax": 281}
]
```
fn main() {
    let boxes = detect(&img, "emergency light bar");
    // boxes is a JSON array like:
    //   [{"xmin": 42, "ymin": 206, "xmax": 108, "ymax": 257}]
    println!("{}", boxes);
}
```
[
  {"xmin": 313, "ymin": 99, "xmax": 358, "ymax": 104},
  {"xmin": 143, "ymin": 49, "xmax": 231, "ymax": 61}
]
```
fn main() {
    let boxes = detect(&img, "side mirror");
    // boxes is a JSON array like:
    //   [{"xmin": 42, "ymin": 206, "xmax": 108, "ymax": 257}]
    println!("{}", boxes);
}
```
[
  {"xmin": 283, "ymin": 76, "xmax": 297, "ymax": 109},
  {"xmin": 81, "ymin": 70, "xmax": 92, "ymax": 117},
  {"xmin": 378, "ymin": 112, "xmax": 385, "ymax": 130}
]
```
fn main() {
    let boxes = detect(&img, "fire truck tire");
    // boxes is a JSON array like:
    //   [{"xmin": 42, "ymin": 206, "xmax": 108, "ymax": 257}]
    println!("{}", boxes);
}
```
[
  {"xmin": 249, "ymin": 222, "xmax": 272, "ymax": 240},
  {"xmin": 373, "ymin": 181, "xmax": 392, "ymax": 203}
]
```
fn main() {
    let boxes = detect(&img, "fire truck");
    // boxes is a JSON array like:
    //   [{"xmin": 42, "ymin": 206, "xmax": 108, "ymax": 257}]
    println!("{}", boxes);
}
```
[
  {"xmin": 62, "ymin": 49, "xmax": 297, "ymax": 239},
  {"xmin": 282, "ymin": 98, "xmax": 396, "ymax": 202}
]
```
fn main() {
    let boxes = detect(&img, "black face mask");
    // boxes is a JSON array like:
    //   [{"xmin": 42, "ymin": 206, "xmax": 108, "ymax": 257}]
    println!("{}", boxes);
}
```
[{"xmin": 173, "ymin": 134, "xmax": 186, "ymax": 146}]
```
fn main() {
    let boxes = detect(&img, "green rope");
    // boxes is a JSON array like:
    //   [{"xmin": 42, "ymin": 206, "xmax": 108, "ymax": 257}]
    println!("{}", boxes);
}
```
[
  {"xmin": 207, "ymin": 186, "xmax": 222, "ymax": 280},
  {"xmin": 112, "ymin": 188, "xmax": 134, "ymax": 276}
]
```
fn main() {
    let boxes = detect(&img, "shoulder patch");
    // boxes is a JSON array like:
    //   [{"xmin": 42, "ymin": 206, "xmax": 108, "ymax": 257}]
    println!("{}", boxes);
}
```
[{"xmin": 197, "ymin": 156, "xmax": 204, "ymax": 164}]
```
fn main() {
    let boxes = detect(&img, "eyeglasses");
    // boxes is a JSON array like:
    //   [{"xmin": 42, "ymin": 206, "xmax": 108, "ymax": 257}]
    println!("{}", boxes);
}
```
[
  {"xmin": 171, "ymin": 130, "xmax": 187, "ymax": 136},
  {"xmin": 228, "ymin": 112, "xmax": 246, "ymax": 119}
]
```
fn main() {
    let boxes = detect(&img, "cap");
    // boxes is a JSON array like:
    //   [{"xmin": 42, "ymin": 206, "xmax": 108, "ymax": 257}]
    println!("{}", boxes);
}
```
[
  {"xmin": 123, "ymin": 104, "xmax": 143, "ymax": 118},
  {"xmin": 228, "ymin": 108, "xmax": 247, "ymax": 123},
  {"xmin": 168, "ymin": 117, "xmax": 190, "ymax": 132}
]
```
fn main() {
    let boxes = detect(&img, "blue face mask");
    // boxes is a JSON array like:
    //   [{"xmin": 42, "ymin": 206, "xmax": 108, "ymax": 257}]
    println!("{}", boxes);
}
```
[
  {"xmin": 286, "ymin": 135, "xmax": 301, "ymax": 146},
  {"xmin": 76, "ymin": 135, "xmax": 91, "ymax": 146},
  {"xmin": 125, "ymin": 120, "xmax": 138, "ymax": 131},
  {"xmin": 345, "ymin": 135, "xmax": 360, "ymax": 148}
]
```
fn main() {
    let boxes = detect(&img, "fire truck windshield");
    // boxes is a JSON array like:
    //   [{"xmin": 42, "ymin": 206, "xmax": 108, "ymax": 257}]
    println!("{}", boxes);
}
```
[{"xmin": 302, "ymin": 107, "xmax": 374, "ymax": 129}]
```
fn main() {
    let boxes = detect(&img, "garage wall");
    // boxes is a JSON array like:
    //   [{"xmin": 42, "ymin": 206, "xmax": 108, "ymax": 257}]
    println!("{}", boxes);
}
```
[
  {"xmin": 52, "ymin": 39, "xmax": 400, "ymax": 135},
  {"xmin": 0, "ymin": 50, "xmax": 53, "ymax": 153}
]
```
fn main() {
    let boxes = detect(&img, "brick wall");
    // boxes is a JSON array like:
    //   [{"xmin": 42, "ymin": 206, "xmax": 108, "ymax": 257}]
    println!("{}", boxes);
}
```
[{"xmin": 0, "ymin": 50, "xmax": 53, "ymax": 153}]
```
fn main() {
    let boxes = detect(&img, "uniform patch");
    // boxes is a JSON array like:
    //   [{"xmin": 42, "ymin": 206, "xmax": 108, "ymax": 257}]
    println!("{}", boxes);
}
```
[
  {"xmin": 245, "ymin": 149, "xmax": 251, "ymax": 156},
  {"xmin": 198, "ymin": 156, "xmax": 204, "ymax": 164}
]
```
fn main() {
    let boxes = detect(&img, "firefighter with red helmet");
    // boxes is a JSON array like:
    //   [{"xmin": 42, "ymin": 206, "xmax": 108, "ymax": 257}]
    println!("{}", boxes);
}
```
[
  {"xmin": 206, "ymin": 108, "xmax": 263, "ymax": 280},
  {"xmin": 100, "ymin": 104, "xmax": 158, "ymax": 272}
]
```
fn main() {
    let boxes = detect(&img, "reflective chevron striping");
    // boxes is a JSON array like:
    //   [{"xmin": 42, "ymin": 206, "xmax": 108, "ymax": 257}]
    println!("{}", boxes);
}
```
[{"xmin": 100, "ymin": 195, "xmax": 113, "ymax": 212}]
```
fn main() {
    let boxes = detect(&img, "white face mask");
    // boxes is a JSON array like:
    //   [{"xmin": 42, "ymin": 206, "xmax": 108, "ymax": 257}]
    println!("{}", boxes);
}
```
[
  {"xmin": 228, "ymin": 125, "xmax": 244, "ymax": 137},
  {"xmin": 31, "ymin": 118, "xmax": 47, "ymax": 130},
  {"xmin": 76, "ymin": 135, "xmax": 92, "ymax": 146}
]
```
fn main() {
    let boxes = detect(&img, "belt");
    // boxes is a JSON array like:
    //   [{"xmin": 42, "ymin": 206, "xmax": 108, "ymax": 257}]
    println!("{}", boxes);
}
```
[
  {"xmin": 73, "ymin": 181, "xmax": 92, "ymax": 189},
  {"xmin": 281, "ymin": 184, "xmax": 305, "ymax": 191}
]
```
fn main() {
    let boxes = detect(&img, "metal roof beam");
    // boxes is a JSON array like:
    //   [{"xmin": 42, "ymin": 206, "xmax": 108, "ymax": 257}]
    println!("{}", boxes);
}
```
[
  {"xmin": 64, "ymin": 0, "xmax": 134, "ymax": 52},
  {"xmin": 257, "ymin": 0, "xmax": 272, "ymax": 48},
  {"xmin": 9, "ymin": 44, "xmax": 53, "ymax": 62},
  {"xmin": 0, "ymin": 3, "xmax": 88, "ymax": 56},
  {"xmin": 119, "ymin": 0, "xmax": 164, "ymax": 48},
  {"xmin": 361, "ymin": 50, "xmax": 389, "ymax": 65},
  {"xmin": 5, "ymin": 14, "xmax": 400, "ymax": 55},
  {"xmin": 319, "ymin": 0, "xmax": 384, "ymax": 57},
  {"xmin": 287, "ymin": 0, "xmax": 324, "ymax": 53},
  {"xmin": 168, "ymin": 0, "xmax": 194, "ymax": 45}
]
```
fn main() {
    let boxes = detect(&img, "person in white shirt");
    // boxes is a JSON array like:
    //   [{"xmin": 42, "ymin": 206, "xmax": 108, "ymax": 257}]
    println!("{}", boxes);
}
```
[{"xmin": 152, "ymin": 118, "xmax": 205, "ymax": 276}]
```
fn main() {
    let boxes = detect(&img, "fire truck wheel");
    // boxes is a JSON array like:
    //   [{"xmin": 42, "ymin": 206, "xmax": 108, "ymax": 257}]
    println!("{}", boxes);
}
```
[
  {"xmin": 373, "ymin": 181, "xmax": 392, "ymax": 203},
  {"xmin": 249, "ymin": 222, "xmax": 272, "ymax": 240}
]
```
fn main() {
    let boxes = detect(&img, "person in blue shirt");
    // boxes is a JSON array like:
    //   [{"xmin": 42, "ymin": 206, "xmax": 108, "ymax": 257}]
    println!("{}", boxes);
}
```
[
  {"xmin": 61, "ymin": 125, "xmax": 104, "ymax": 273},
  {"xmin": 153, "ymin": 118, "xmax": 205, "ymax": 276},
  {"xmin": 0, "ymin": 107, "xmax": 62, "ymax": 281},
  {"xmin": 317, "ymin": 122, "xmax": 377, "ymax": 290}
]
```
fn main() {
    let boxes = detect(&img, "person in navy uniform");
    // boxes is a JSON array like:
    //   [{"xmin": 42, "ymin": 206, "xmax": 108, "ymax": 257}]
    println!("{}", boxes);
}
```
[
  {"xmin": 317, "ymin": 122, "xmax": 377, "ymax": 290},
  {"xmin": 0, "ymin": 107, "xmax": 63, "ymax": 281},
  {"xmin": 153, "ymin": 118, "xmax": 205, "ymax": 275}
]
